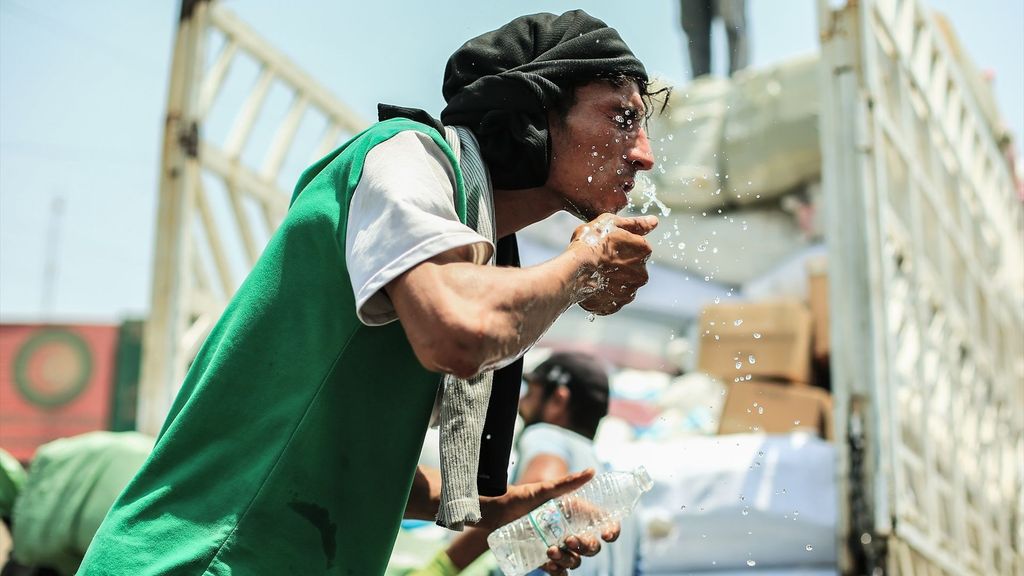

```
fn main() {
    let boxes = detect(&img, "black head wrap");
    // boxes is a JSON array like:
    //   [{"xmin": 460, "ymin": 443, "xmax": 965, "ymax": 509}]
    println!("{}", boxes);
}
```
[{"xmin": 439, "ymin": 10, "xmax": 648, "ymax": 189}]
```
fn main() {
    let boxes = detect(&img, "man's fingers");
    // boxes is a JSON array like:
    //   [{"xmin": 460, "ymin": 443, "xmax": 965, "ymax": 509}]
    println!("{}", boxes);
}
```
[
  {"xmin": 601, "ymin": 522, "xmax": 622, "ymax": 542},
  {"xmin": 544, "ymin": 547, "xmax": 580, "ymax": 571},
  {"xmin": 565, "ymin": 534, "xmax": 602, "ymax": 556},
  {"xmin": 613, "ymin": 214, "xmax": 659, "ymax": 235},
  {"xmin": 538, "ymin": 468, "xmax": 595, "ymax": 501},
  {"xmin": 541, "ymin": 558, "xmax": 568, "ymax": 576}
]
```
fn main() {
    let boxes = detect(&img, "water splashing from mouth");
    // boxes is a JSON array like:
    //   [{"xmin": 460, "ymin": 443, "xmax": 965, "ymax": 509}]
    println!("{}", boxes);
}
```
[{"xmin": 633, "ymin": 172, "xmax": 671, "ymax": 217}]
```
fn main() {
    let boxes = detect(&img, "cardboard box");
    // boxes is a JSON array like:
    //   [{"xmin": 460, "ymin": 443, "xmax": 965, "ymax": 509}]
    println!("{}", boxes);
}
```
[
  {"xmin": 807, "ymin": 265, "xmax": 830, "ymax": 361},
  {"xmin": 697, "ymin": 300, "xmax": 812, "ymax": 384},
  {"xmin": 717, "ymin": 380, "xmax": 833, "ymax": 440}
]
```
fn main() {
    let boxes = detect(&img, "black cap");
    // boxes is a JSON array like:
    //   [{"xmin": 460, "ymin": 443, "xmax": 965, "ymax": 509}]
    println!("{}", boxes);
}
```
[
  {"xmin": 526, "ymin": 352, "xmax": 610, "ymax": 440},
  {"xmin": 527, "ymin": 352, "xmax": 609, "ymax": 395}
]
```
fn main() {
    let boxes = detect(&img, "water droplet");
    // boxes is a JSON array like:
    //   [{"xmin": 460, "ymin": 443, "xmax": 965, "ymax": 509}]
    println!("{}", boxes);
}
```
[
  {"xmin": 753, "ymin": 332, "xmax": 762, "ymax": 339},
  {"xmin": 668, "ymin": 134, "xmax": 674, "ymax": 140},
  {"xmin": 748, "ymin": 355, "xmax": 757, "ymax": 365},
  {"xmin": 735, "ymin": 361, "xmax": 743, "ymax": 369},
  {"xmin": 734, "ymin": 319, "xmax": 743, "ymax": 326},
  {"xmin": 806, "ymin": 545, "xmax": 814, "ymax": 551},
  {"xmin": 677, "ymin": 241, "xmax": 686, "ymax": 250},
  {"xmin": 697, "ymin": 240, "xmax": 709, "ymax": 252},
  {"xmin": 587, "ymin": 175, "xmax": 593, "ymax": 183},
  {"xmin": 794, "ymin": 419, "xmax": 801, "ymax": 425},
  {"xmin": 741, "ymin": 507, "xmax": 749, "ymax": 516},
  {"xmin": 757, "ymin": 406, "xmax": 764, "ymax": 415},
  {"xmin": 861, "ymin": 533, "xmax": 872, "ymax": 545},
  {"xmin": 586, "ymin": 313, "xmax": 596, "ymax": 322},
  {"xmin": 747, "ymin": 560, "xmax": 757, "ymax": 567}
]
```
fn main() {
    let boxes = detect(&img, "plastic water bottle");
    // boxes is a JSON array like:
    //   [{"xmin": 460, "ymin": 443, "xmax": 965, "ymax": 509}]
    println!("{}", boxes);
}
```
[{"xmin": 487, "ymin": 466, "xmax": 653, "ymax": 576}]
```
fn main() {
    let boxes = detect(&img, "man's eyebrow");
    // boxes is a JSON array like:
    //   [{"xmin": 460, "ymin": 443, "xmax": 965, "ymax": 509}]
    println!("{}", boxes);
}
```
[{"xmin": 620, "ymin": 103, "xmax": 646, "ymax": 118}]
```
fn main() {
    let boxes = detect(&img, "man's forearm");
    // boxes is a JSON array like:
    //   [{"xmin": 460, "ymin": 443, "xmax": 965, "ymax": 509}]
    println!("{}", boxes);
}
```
[
  {"xmin": 457, "ymin": 244, "xmax": 597, "ymax": 374},
  {"xmin": 389, "ymin": 243, "xmax": 597, "ymax": 379},
  {"xmin": 405, "ymin": 465, "xmax": 443, "ymax": 521}
]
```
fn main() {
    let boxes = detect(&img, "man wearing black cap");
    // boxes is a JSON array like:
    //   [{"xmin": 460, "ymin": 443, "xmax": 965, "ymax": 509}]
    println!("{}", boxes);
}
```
[
  {"xmin": 413, "ymin": 352, "xmax": 640, "ymax": 575},
  {"xmin": 81, "ymin": 10, "xmax": 662, "ymax": 576}
]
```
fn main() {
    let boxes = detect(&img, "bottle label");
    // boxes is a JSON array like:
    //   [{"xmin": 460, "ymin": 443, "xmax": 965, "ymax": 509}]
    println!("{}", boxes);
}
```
[{"xmin": 527, "ymin": 500, "xmax": 567, "ymax": 548}]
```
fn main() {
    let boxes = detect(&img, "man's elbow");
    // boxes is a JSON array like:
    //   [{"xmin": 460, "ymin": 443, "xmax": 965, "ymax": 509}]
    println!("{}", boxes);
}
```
[{"xmin": 410, "ymin": 315, "xmax": 490, "ymax": 379}]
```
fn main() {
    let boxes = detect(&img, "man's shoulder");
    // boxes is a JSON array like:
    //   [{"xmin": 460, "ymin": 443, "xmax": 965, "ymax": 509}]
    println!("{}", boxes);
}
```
[{"xmin": 361, "ymin": 118, "xmax": 447, "ymax": 150}]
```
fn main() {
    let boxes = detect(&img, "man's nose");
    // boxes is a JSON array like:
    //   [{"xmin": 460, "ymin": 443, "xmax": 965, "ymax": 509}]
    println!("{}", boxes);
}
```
[{"xmin": 628, "ymin": 127, "xmax": 655, "ymax": 171}]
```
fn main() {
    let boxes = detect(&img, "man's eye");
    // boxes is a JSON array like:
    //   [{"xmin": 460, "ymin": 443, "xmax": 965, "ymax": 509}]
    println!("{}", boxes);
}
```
[{"xmin": 613, "ymin": 111, "xmax": 636, "ymax": 130}]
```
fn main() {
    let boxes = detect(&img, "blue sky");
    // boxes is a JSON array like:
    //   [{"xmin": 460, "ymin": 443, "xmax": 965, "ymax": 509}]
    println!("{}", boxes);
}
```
[{"xmin": 1, "ymin": 0, "xmax": 1021, "ymax": 321}]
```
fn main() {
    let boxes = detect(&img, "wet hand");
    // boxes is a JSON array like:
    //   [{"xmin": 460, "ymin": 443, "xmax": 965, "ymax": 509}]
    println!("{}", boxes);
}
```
[
  {"xmin": 572, "ymin": 214, "xmax": 657, "ymax": 315},
  {"xmin": 538, "ymin": 524, "xmax": 621, "ymax": 575}
]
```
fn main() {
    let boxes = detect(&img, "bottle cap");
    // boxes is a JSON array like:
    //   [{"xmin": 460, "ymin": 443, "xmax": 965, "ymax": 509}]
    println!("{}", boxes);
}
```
[{"xmin": 633, "ymin": 465, "xmax": 654, "ymax": 492}]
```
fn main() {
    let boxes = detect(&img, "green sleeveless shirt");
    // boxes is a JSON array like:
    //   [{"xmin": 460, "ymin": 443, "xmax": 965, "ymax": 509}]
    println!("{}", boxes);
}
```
[{"xmin": 80, "ymin": 119, "xmax": 467, "ymax": 575}]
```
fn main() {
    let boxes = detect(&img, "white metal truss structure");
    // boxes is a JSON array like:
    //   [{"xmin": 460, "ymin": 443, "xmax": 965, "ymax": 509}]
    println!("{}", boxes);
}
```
[
  {"xmin": 139, "ymin": 0, "xmax": 367, "ymax": 434},
  {"xmin": 818, "ymin": 0, "xmax": 1024, "ymax": 574}
]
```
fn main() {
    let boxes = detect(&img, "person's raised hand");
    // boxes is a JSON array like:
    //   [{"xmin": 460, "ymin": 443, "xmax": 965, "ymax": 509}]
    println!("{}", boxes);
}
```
[{"xmin": 477, "ymin": 469, "xmax": 594, "ymax": 532}]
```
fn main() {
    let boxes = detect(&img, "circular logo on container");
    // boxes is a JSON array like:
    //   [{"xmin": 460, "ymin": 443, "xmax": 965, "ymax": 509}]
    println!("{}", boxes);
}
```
[{"xmin": 13, "ymin": 329, "xmax": 93, "ymax": 408}]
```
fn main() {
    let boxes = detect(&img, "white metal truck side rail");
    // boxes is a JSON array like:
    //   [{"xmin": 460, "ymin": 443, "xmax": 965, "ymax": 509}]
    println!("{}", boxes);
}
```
[
  {"xmin": 818, "ymin": 0, "xmax": 1023, "ymax": 574},
  {"xmin": 139, "ymin": 0, "xmax": 367, "ymax": 434}
]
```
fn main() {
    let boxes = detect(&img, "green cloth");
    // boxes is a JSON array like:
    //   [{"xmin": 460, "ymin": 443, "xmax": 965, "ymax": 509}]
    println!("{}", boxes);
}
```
[
  {"xmin": 79, "ymin": 119, "xmax": 467, "ymax": 575},
  {"xmin": 10, "ymin": 432, "xmax": 153, "ymax": 576},
  {"xmin": 0, "ymin": 447, "xmax": 26, "ymax": 518}
]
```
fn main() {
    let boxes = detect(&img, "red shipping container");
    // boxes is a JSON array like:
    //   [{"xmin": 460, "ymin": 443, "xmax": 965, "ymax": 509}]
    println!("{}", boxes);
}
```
[{"xmin": 0, "ymin": 324, "xmax": 119, "ymax": 461}]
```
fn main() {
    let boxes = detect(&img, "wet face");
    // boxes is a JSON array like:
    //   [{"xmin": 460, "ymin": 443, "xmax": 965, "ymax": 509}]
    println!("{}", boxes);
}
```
[{"xmin": 546, "ymin": 81, "xmax": 656, "ymax": 221}]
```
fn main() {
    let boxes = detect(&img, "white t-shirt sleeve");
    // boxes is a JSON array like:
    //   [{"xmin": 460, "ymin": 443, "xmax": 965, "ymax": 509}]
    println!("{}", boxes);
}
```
[
  {"xmin": 346, "ymin": 130, "xmax": 494, "ymax": 326},
  {"xmin": 511, "ymin": 425, "xmax": 573, "ymax": 483}
]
